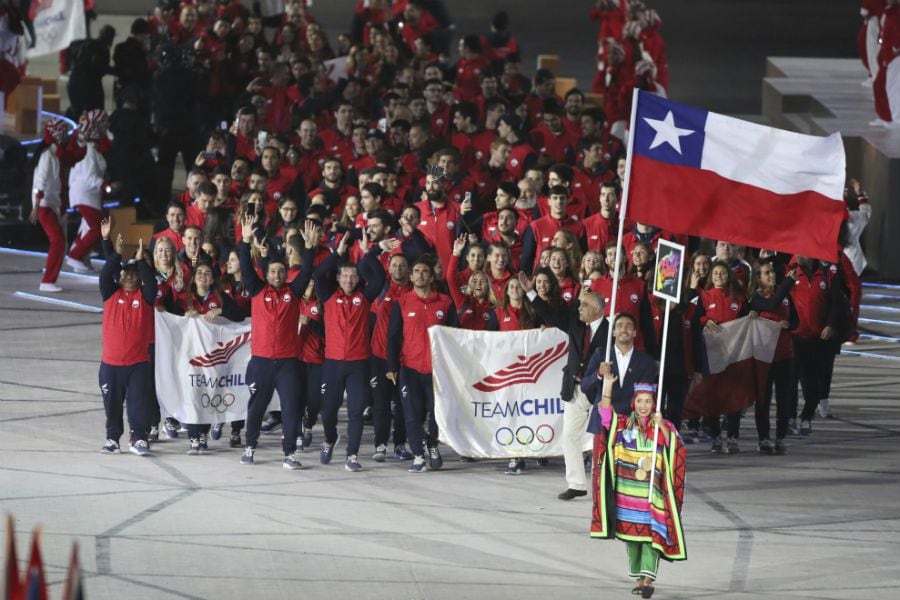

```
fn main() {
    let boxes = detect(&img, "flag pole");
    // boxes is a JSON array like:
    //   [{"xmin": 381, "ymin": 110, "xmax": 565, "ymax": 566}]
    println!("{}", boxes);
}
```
[
  {"xmin": 647, "ymin": 298, "xmax": 671, "ymax": 502},
  {"xmin": 604, "ymin": 90, "xmax": 641, "ymax": 362}
]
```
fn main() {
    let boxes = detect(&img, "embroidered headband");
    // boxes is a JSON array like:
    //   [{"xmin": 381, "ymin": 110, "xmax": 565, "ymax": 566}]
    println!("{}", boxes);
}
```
[{"xmin": 633, "ymin": 383, "xmax": 657, "ymax": 394}]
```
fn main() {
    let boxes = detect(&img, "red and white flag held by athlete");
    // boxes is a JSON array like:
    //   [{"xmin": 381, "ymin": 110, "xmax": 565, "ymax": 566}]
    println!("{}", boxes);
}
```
[
  {"xmin": 684, "ymin": 316, "xmax": 781, "ymax": 418},
  {"xmin": 626, "ymin": 91, "xmax": 846, "ymax": 262},
  {"xmin": 430, "ymin": 326, "xmax": 588, "ymax": 459}
]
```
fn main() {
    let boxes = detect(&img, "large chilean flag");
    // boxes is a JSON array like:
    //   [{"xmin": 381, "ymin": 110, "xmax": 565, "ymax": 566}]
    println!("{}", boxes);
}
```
[{"xmin": 627, "ymin": 91, "xmax": 846, "ymax": 262}]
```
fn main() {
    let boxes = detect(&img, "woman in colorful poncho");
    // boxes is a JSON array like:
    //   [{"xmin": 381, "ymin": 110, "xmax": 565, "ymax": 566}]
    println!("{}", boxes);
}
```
[{"xmin": 591, "ymin": 366, "xmax": 687, "ymax": 598}]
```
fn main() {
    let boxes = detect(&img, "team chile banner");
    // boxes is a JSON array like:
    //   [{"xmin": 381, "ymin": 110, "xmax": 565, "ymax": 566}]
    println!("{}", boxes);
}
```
[
  {"xmin": 155, "ymin": 312, "xmax": 253, "ymax": 424},
  {"xmin": 430, "ymin": 326, "xmax": 592, "ymax": 459},
  {"xmin": 627, "ymin": 91, "xmax": 846, "ymax": 262}
]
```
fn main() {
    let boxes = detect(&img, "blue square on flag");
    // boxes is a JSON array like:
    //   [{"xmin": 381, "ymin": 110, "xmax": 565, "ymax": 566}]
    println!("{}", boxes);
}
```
[{"xmin": 632, "ymin": 92, "xmax": 708, "ymax": 169}]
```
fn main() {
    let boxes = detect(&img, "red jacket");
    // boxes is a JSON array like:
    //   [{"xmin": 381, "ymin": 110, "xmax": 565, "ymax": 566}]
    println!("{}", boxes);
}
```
[
  {"xmin": 697, "ymin": 287, "xmax": 744, "ymax": 326},
  {"xmin": 416, "ymin": 199, "xmax": 461, "ymax": 268},
  {"xmin": 790, "ymin": 262, "xmax": 833, "ymax": 339},
  {"xmin": 559, "ymin": 277, "xmax": 581, "ymax": 305},
  {"xmin": 153, "ymin": 228, "xmax": 185, "ymax": 252},
  {"xmin": 582, "ymin": 212, "xmax": 623, "ymax": 252},
  {"xmin": 495, "ymin": 304, "xmax": 531, "ymax": 331},
  {"xmin": 487, "ymin": 269, "xmax": 513, "ymax": 303},
  {"xmin": 506, "ymin": 141, "xmax": 536, "ymax": 181},
  {"xmin": 590, "ymin": 274, "xmax": 649, "ymax": 351},
  {"xmin": 298, "ymin": 297, "xmax": 325, "ymax": 364},
  {"xmin": 102, "ymin": 288, "xmax": 155, "ymax": 366},
  {"xmin": 453, "ymin": 55, "xmax": 490, "ymax": 102},
  {"xmin": 371, "ymin": 281, "xmax": 412, "ymax": 360},
  {"xmin": 249, "ymin": 286, "xmax": 301, "ymax": 358},
  {"xmin": 387, "ymin": 289, "xmax": 456, "ymax": 373},
  {"xmin": 319, "ymin": 127, "xmax": 355, "ymax": 166},
  {"xmin": 527, "ymin": 214, "xmax": 584, "ymax": 271},
  {"xmin": 185, "ymin": 203, "xmax": 207, "ymax": 230},
  {"xmin": 323, "ymin": 289, "xmax": 372, "ymax": 361},
  {"xmin": 529, "ymin": 123, "xmax": 577, "ymax": 165}
]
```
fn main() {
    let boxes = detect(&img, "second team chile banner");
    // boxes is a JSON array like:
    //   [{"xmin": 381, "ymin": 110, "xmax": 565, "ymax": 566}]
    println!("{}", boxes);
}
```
[
  {"xmin": 431, "ymin": 326, "xmax": 591, "ymax": 459},
  {"xmin": 155, "ymin": 312, "xmax": 254, "ymax": 424}
]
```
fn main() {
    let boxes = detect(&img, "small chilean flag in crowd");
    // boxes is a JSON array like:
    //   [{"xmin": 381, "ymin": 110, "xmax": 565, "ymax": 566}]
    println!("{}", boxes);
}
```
[{"xmin": 627, "ymin": 91, "xmax": 846, "ymax": 262}]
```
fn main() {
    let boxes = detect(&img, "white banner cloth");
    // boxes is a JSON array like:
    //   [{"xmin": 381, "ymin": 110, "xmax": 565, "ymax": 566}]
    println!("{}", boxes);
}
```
[
  {"xmin": 155, "ymin": 312, "xmax": 254, "ymax": 424},
  {"xmin": 26, "ymin": 0, "xmax": 86, "ymax": 59},
  {"xmin": 430, "ymin": 326, "xmax": 572, "ymax": 459}
]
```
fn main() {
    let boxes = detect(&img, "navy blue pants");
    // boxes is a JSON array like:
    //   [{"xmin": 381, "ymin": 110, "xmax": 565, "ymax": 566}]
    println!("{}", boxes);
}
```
[
  {"xmin": 399, "ymin": 366, "xmax": 438, "ymax": 457},
  {"xmin": 99, "ymin": 361, "xmax": 152, "ymax": 444},
  {"xmin": 321, "ymin": 358, "xmax": 369, "ymax": 457},
  {"xmin": 186, "ymin": 424, "xmax": 212, "ymax": 439},
  {"xmin": 301, "ymin": 362, "xmax": 323, "ymax": 429},
  {"xmin": 370, "ymin": 356, "xmax": 407, "ymax": 448},
  {"xmin": 148, "ymin": 343, "xmax": 160, "ymax": 429},
  {"xmin": 244, "ymin": 356, "xmax": 301, "ymax": 455},
  {"xmin": 756, "ymin": 358, "xmax": 791, "ymax": 441},
  {"xmin": 791, "ymin": 337, "xmax": 836, "ymax": 420}
]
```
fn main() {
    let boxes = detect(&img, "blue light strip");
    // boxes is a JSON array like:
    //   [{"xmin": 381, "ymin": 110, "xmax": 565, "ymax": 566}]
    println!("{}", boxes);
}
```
[
  {"xmin": 0, "ymin": 247, "xmax": 104, "ymax": 265},
  {"xmin": 859, "ymin": 304, "xmax": 900, "ymax": 313},
  {"xmin": 48, "ymin": 269, "xmax": 98, "ymax": 281},
  {"xmin": 0, "ymin": 247, "xmax": 44, "ymax": 257},
  {"xmin": 857, "ymin": 333, "xmax": 900, "ymax": 343},
  {"xmin": 863, "ymin": 282, "xmax": 900, "ymax": 290},
  {"xmin": 863, "ymin": 293, "xmax": 900, "ymax": 301},
  {"xmin": 858, "ymin": 317, "xmax": 900, "ymax": 327},
  {"xmin": 13, "ymin": 291, "xmax": 103, "ymax": 313},
  {"xmin": 841, "ymin": 350, "xmax": 900, "ymax": 362}
]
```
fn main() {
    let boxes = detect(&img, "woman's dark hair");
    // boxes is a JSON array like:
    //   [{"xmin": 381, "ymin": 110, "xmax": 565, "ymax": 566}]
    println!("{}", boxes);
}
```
[
  {"xmin": 266, "ymin": 195, "xmax": 300, "ymax": 237},
  {"xmin": 533, "ymin": 266, "xmax": 563, "ymax": 307},
  {"xmin": 706, "ymin": 259, "xmax": 741, "ymax": 300},
  {"xmin": 185, "ymin": 262, "xmax": 223, "ymax": 311}
]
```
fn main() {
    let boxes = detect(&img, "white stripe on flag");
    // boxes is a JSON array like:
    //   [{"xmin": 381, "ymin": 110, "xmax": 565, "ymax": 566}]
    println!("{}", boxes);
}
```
[
  {"xmin": 700, "ymin": 113, "xmax": 845, "ymax": 199},
  {"xmin": 703, "ymin": 316, "xmax": 782, "ymax": 374}
]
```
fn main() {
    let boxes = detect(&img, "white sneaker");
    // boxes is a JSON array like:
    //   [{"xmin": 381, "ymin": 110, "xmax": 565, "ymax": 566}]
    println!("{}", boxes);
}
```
[
  {"xmin": 39, "ymin": 282, "xmax": 63, "ymax": 293},
  {"xmin": 65, "ymin": 256, "xmax": 94, "ymax": 273},
  {"xmin": 817, "ymin": 398, "xmax": 834, "ymax": 419},
  {"xmin": 869, "ymin": 118, "xmax": 891, "ymax": 128}
]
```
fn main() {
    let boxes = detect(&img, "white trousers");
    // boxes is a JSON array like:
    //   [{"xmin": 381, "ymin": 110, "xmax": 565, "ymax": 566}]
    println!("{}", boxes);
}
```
[{"xmin": 562, "ymin": 386, "xmax": 595, "ymax": 491}]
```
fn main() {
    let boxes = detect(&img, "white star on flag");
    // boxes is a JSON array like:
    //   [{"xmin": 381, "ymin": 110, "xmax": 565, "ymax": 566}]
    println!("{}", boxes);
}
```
[{"xmin": 643, "ymin": 110, "xmax": 695, "ymax": 154}]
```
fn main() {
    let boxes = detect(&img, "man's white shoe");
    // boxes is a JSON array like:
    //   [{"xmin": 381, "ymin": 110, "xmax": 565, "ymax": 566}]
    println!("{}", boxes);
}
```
[
  {"xmin": 65, "ymin": 256, "xmax": 94, "ymax": 273},
  {"xmin": 39, "ymin": 282, "xmax": 63, "ymax": 293}
]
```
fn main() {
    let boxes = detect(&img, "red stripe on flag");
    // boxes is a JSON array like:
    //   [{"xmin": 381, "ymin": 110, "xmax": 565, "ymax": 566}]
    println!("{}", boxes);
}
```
[
  {"xmin": 629, "ymin": 155, "xmax": 844, "ymax": 262},
  {"xmin": 683, "ymin": 356, "xmax": 770, "ymax": 419}
]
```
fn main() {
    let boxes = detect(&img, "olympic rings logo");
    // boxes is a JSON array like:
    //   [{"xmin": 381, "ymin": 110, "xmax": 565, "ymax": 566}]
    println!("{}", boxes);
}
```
[
  {"xmin": 494, "ymin": 424, "xmax": 555, "ymax": 452},
  {"xmin": 201, "ymin": 393, "xmax": 236, "ymax": 414}
]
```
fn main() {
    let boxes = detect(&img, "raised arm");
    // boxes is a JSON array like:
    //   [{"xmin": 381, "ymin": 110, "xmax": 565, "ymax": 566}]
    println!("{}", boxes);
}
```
[
  {"xmin": 238, "ymin": 213, "xmax": 265, "ymax": 296},
  {"xmin": 135, "ymin": 239, "xmax": 158, "ymax": 305},
  {"xmin": 99, "ymin": 218, "xmax": 121, "ymax": 301}
]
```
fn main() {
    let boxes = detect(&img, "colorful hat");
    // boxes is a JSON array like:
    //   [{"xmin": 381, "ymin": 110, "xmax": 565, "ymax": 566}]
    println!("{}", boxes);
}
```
[{"xmin": 633, "ymin": 382, "xmax": 658, "ymax": 395}]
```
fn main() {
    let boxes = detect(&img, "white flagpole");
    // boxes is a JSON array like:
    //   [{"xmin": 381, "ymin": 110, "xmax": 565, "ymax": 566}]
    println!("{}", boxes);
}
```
[
  {"xmin": 604, "ymin": 90, "xmax": 642, "ymax": 362},
  {"xmin": 647, "ymin": 298, "xmax": 672, "ymax": 502}
]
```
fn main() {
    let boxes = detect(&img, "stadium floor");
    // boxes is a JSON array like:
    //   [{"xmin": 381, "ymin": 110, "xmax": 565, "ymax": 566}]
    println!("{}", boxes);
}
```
[{"xmin": 1, "ymin": 249, "xmax": 898, "ymax": 599}]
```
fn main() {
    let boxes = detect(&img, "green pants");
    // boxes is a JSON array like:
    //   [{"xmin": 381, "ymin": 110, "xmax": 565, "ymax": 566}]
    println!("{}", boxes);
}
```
[{"xmin": 626, "ymin": 541, "xmax": 660, "ymax": 580}]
